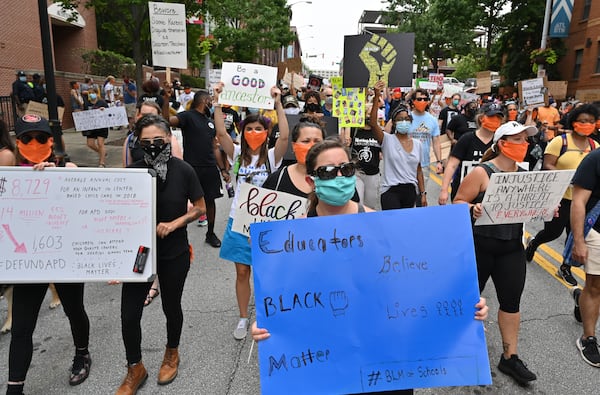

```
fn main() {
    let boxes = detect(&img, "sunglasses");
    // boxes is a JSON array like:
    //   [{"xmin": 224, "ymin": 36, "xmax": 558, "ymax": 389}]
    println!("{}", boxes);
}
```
[
  {"xmin": 313, "ymin": 162, "xmax": 356, "ymax": 180},
  {"xmin": 414, "ymin": 97, "xmax": 429, "ymax": 102},
  {"xmin": 19, "ymin": 134, "xmax": 49, "ymax": 144},
  {"xmin": 139, "ymin": 137, "xmax": 166, "ymax": 147}
]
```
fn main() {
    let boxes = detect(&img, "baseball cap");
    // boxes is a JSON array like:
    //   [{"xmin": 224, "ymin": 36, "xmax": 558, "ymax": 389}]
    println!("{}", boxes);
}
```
[
  {"xmin": 16, "ymin": 70, "xmax": 26, "ymax": 77},
  {"xmin": 493, "ymin": 121, "xmax": 537, "ymax": 143},
  {"xmin": 482, "ymin": 102, "xmax": 504, "ymax": 117},
  {"xmin": 282, "ymin": 95, "xmax": 299, "ymax": 108},
  {"xmin": 15, "ymin": 114, "xmax": 52, "ymax": 137}
]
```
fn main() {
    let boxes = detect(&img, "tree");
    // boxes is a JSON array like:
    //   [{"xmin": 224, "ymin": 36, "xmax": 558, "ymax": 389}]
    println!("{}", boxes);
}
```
[
  {"xmin": 451, "ymin": 53, "xmax": 485, "ymax": 81},
  {"xmin": 201, "ymin": 0, "xmax": 295, "ymax": 64},
  {"xmin": 58, "ymin": 0, "xmax": 202, "ymax": 87},
  {"xmin": 385, "ymin": 0, "xmax": 480, "ymax": 73}
]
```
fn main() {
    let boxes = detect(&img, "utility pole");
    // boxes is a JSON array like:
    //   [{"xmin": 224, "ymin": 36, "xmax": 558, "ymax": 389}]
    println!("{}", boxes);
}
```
[
  {"xmin": 538, "ymin": 0, "xmax": 553, "ymax": 77},
  {"xmin": 37, "ymin": 0, "xmax": 65, "ymax": 158}
]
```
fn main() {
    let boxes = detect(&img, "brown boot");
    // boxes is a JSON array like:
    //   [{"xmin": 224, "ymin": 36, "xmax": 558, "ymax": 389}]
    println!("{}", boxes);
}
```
[
  {"xmin": 157, "ymin": 347, "xmax": 179, "ymax": 385},
  {"xmin": 115, "ymin": 362, "xmax": 148, "ymax": 395}
]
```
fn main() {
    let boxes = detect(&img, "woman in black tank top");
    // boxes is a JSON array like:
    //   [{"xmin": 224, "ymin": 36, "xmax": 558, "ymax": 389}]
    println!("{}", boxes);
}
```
[{"xmin": 454, "ymin": 121, "xmax": 539, "ymax": 386}]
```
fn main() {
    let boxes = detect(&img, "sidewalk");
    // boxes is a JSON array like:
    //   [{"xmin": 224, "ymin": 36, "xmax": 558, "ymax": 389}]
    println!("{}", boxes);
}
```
[{"xmin": 61, "ymin": 127, "xmax": 129, "ymax": 168}]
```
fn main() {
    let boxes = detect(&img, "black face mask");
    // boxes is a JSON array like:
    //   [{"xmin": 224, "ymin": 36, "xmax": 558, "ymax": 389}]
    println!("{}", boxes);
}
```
[
  {"xmin": 305, "ymin": 103, "xmax": 321, "ymax": 113},
  {"xmin": 142, "ymin": 141, "xmax": 168, "ymax": 160}
]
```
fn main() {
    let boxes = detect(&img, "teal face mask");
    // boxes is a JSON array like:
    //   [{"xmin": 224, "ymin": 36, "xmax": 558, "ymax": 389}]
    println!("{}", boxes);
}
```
[
  {"xmin": 452, "ymin": 99, "xmax": 460, "ymax": 106},
  {"xmin": 314, "ymin": 175, "xmax": 356, "ymax": 206},
  {"xmin": 395, "ymin": 120, "xmax": 411, "ymax": 134}
]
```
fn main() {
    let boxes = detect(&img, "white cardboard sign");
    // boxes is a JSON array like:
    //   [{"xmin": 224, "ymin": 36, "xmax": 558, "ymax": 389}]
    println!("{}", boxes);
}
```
[
  {"xmin": 149, "ymin": 1, "xmax": 187, "ymax": 69},
  {"xmin": 218, "ymin": 62, "xmax": 278, "ymax": 110},
  {"xmin": 0, "ymin": 167, "xmax": 156, "ymax": 283},
  {"xmin": 231, "ymin": 183, "xmax": 307, "ymax": 236},
  {"xmin": 72, "ymin": 107, "xmax": 128, "ymax": 132},
  {"xmin": 475, "ymin": 170, "xmax": 575, "ymax": 225}
]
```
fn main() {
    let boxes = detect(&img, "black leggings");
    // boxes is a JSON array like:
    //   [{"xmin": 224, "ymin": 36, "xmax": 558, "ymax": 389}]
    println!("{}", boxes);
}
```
[
  {"xmin": 474, "ymin": 235, "xmax": 526, "ymax": 313},
  {"xmin": 381, "ymin": 184, "xmax": 417, "ymax": 210},
  {"xmin": 9, "ymin": 283, "xmax": 89, "ymax": 382},
  {"xmin": 531, "ymin": 198, "xmax": 571, "ymax": 249},
  {"xmin": 121, "ymin": 250, "xmax": 190, "ymax": 365}
]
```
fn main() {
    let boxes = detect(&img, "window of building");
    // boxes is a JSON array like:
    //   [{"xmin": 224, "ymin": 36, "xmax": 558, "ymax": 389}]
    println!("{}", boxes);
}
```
[
  {"xmin": 583, "ymin": 0, "xmax": 591, "ymax": 20},
  {"xmin": 574, "ymin": 49, "xmax": 584, "ymax": 79},
  {"xmin": 596, "ymin": 43, "xmax": 600, "ymax": 74}
]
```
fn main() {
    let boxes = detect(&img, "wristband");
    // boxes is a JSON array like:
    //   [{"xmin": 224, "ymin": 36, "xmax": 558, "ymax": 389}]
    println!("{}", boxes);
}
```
[{"xmin": 420, "ymin": 191, "xmax": 427, "ymax": 196}]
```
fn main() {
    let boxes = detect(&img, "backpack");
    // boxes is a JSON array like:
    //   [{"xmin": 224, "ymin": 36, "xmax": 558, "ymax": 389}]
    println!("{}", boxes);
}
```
[{"xmin": 559, "ymin": 133, "xmax": 596, "ymax": 156}]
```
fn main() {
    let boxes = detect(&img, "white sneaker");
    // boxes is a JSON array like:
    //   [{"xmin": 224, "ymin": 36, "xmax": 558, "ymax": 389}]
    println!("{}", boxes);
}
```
[{"xmin": 233, "ymin": 318, "xmax": 248, "ymax": 340}]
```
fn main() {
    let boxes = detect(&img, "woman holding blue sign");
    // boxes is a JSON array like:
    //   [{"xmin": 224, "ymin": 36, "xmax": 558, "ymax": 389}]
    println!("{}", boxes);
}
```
[
  {"xmin": 213, "ymin": 82, "xmax": 290, "ymax": 341},
  {"xmin": 252, "ymin": 138, "xmax": 489, "ymax": 395},
  {"xmin": 454, "ymin": 121, "xmax": 538, "ymax": 386}
]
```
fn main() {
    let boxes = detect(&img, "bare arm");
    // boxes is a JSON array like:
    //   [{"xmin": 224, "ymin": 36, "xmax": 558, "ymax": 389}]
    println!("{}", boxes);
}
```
[
  {"xmin": 453, "ymin": 166, "xmax": 488, "ymax": 219},
  {"xmin": 368, "ymin": 81, "xmax": 386, "ymax": 145},
  {"xmin": 212, "ymin": 82, "xmax": 234, "ymax": 160},
  {"xmin": 438, "ymin": 156, "xmax": 460, "ymax": 205},
  {"xmin": 272, "ymin": 86, "xmax": 289, "ymax": 163},
  {"xmin": 156, "ymin": 197, "xmax": 206, "ymax": 239},
  {"xmin": 571, "ymin": 186, "xmax": 592, "ymax": 264},
  {"xmin": 542, "ymin": 154, "xmax": 558, "ymax": 170}
]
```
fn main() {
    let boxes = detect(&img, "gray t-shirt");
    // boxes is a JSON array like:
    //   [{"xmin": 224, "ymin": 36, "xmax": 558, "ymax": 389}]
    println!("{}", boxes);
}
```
[{"xmin": 380, "ymin": 132, "xmax": 423, "ymax": 194}]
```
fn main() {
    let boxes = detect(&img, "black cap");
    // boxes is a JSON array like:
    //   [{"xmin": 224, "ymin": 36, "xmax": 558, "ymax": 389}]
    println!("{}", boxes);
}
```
[
  {"xmin": 15, "ymin": 114, "xmax": 52, "ymax": 137},
  {"xmin": 481, "ymin": 102, "xmax": 504, "ymax": 117},
  {"xmin": 16, "ymin": 70, "xmax": 26, "ymax": 77}
]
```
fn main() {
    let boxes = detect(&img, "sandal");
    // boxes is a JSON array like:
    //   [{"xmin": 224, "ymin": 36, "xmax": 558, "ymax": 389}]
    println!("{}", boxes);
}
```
[{"xmin": 144, "ymin": 287, "xmax": 160, "ymax": 307}]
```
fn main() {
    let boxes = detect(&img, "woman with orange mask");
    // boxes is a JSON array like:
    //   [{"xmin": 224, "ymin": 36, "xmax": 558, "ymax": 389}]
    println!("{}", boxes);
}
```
[
  {"xmin": 7, "ymin": 115, "xmax": 92, "ymax": 394},
  {"xmin": 454, "ymin": 121, "xmax": 539, "ymax": 386},
  {"xmin": 262, "ymin": 119, "xmax": 326, "ymax": 198},
  {"xmin": 506, "ymin": 102, "xmax": 519, "ymax": 121},
  {"xmin": 212, "ymin": 82, "xmax": 289, "ymax": 341},
  {"xmin": 526, "ymin": 104, "xmax": 599, "ymax": 287}
]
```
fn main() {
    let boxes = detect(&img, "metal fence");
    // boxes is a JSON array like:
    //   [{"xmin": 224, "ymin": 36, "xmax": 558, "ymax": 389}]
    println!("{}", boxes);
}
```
[{"xmin": 0, "ymin": 95, "xmax": 17, "ymax": 132}]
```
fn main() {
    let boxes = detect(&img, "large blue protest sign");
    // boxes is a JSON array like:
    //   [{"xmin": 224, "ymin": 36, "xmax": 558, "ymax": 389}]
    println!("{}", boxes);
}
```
[
  {"xmin": 251, "ymin": 205, "xmax": 491, "ymax": 394},
  {"xmin": 550, "ymin": 0, "xmax": 574, "ymax": 38}
]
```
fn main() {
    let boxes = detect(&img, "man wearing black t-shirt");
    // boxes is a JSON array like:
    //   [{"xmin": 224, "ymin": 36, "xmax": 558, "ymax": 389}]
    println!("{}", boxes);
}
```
[
  {"xmin": 438, "ymin": 93, "xmax": 461, "ymax": 135},
  {"xmin": 164, "ymin": 88, "xmax": 228, "ymax": 248},
  {"xmin": 446, "ymin": 101, "xmax": 478, "ymax": 147}
]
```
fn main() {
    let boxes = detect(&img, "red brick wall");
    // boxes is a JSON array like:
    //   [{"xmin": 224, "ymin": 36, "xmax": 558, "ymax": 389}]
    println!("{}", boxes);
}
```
[{"xmin": 557, "ymin": 0, "xmax": 600, "ymax": 97}]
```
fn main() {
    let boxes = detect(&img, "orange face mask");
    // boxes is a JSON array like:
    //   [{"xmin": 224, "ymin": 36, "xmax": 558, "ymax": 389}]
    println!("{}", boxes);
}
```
[
  {"xmin": 413, "ymin": 100, "xmax": 428, "ymax": 112},
  {"xmin": 507, "ymin": 109, "xmax": 518, "ymax": 121},
  {"xmin": 481, "ymin": 115, "xmax": 502, "ymax": 132},
  {"xmin": 499, "ymin": 140, "xmax": 528, "ymax": 163},
  {"xmin": 243, "ymin": 130, "xmax": 268, "ymax": 151},
  {"xmin": 292, "ymin": 142, "xmax": 314, "ymax": 165},
  {"xmin": 17, "ymin": 138, "xmax": 53, "ymax": 164},
  {"xmin": 573, "ymin": 122, "xmax": 596, "ymax": 136}
]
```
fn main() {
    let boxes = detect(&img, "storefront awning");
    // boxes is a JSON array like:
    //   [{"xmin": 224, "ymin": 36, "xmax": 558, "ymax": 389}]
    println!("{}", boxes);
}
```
[{"xmin": 48, "ymin": 3, "xmax": 86, "ymax": 28}]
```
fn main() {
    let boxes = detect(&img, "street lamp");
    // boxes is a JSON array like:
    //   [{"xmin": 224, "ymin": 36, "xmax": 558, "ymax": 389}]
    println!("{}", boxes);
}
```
[{"xmin": 288, "ymin": 1, "xmax": 312, "ymax": 7}]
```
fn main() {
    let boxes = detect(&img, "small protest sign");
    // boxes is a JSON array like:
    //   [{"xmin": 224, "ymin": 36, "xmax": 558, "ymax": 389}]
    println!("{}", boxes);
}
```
[
  {"xmin": 25, "ymin": 101, "xmax": 65, "ymax": 123},
  {"xmin": 418, "ymin": 81, "xmax": 438, "ymax": 91},
  {"xmin": 343, "ymin": 33, "xmax": 414, "ymax": 88},
  {"xmin": 218, "ymin": 62, "xmax": 278, "ymax": 110},
  {"xmin": 476, "ymin": 71, "xmax": 492, "ymax": 94},
  {"xmin": 231, "ymin": 184, "xmax": 307, "ymax": 236},
  {"xmin": 148, "ymin": 1, "xmax": 187, "ymax": 69},
  {"xmin": 475, "ymin": 170, "xmax": 575, "ymax": 225},
  {"xmin": 330, "ymin": 76, "xmax": 367, "ymax": 128},
  {"xmin": 429, "ymin": 73, "xmax": 444, "ymax": 89},
  {"xmin": 518, "ymin": 77, "xmax": 547, "ymax": 108},
  {"xmin": 72, "ymin": 107, "xmax": 128, "ymax": 132},
  {"xmin": 282, "ymin": 72, "xmax": 304, "ymax": 89},
  {"xmin": 251, "ymin": 205, "xmax": 491, "ymax": 394},
  {"xmin": 547, "ymin": 81, "xmax": 568, "ymax": 100},
  {"xmin": 277, "ymin": 58, "xmax": 302, "ymax": 80}
]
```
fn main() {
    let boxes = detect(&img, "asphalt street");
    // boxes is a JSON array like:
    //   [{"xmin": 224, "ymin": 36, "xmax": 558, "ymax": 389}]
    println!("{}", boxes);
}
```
[{"xmin": 0, "ymin": 127, "xmax": 598, "ymax": 394}]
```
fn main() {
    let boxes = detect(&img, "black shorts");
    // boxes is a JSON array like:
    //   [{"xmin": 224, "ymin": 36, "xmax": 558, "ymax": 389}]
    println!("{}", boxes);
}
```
[
  {"xmin": 83, "ymin": 128, "xmax": 109, "ymax": 139},
  {"xmin": 193, "ymin": 166, "xmax": 223, "ymax": 201}
]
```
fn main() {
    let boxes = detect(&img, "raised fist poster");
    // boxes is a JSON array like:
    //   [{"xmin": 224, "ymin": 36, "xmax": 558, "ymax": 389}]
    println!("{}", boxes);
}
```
[{"xmin": 343, "ymin": 33, "xmax": 414, "ymax": 88}]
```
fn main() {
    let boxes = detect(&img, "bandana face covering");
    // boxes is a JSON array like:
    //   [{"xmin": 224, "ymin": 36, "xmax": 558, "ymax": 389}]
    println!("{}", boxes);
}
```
[
  {"xmin": 573, "ymin": 122, "xmax": 595, "ymax": 136},
  {"xmin": 17, "ymin": 138, "xmax": 53, "ymax": 164},
  {"xmin": 481, "ymin": 115, "xmax": 502, "ymax": 132},
  {"xmin": 244, "ymin": 130, "xmax": 268, "ymax": 151},
  {"xmin": 292, "ymin": 142, "xmax": 314, "ymax": 165},
  {"xmin": 143, "ymin": 143, "xmax": 171, "ymax": 181},
  {"xmin": 499, "ymin": 140, "xmax": 528, "ymax": 162}
]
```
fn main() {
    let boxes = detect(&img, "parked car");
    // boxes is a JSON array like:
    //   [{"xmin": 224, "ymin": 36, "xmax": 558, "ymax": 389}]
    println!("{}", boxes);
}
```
[
  {"xmin": 464, "ymin": 78, "xmax": 477, "ymax": 88},
  {"xmin": 443, "ymin": 77, "xmax": 465, "ymax": 88}
]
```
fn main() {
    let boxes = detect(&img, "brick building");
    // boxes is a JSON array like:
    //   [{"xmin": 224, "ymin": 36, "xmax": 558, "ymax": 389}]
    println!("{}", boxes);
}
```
[
  {"xmin": 555, "ymin": 0, "xmax": 600, "ymax": 101},
  {"xmin": 0, "ymin": 1, "xmax": 98, "ymax": 129}
]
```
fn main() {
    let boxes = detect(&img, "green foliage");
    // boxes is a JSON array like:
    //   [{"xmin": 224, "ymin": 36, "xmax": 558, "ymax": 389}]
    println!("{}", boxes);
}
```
[
  {"xmin": 202, "ymin": 0, "xmax": 295, "ymax": 64},
  {"xmin": 450, "ymin": 53, "xmax": 485, "ymax": 81},
  {"xmin": 81, "ymin": 49, "xmax": 135, "ymax": 77},
  {"xmin": 179, "ymin": 74, "xmax": 205, "ymax": 89}
]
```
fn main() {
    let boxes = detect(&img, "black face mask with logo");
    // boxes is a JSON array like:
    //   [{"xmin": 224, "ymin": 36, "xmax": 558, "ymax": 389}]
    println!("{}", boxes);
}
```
[{"xmin": 305, "ymin": 103, "xmax": 321, "ymax": 113}]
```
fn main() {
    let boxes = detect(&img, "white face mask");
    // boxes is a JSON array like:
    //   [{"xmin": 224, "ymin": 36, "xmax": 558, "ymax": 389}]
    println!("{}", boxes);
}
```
[{"xmin": 284, "ymin": 107, "xmax": 300, "ymax": 115}]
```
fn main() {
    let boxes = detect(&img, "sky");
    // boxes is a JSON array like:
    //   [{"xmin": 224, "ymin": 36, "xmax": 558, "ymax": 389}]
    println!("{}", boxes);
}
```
[{"xmin": 288, "ymin": 0, "xmax": 389, "ymax": 71}]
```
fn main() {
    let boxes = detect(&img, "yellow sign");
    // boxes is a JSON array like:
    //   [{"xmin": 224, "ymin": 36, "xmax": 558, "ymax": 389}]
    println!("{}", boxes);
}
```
[{"xmin": 330, "ymin": 77, "xmax": 367, "ymax": 128}]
